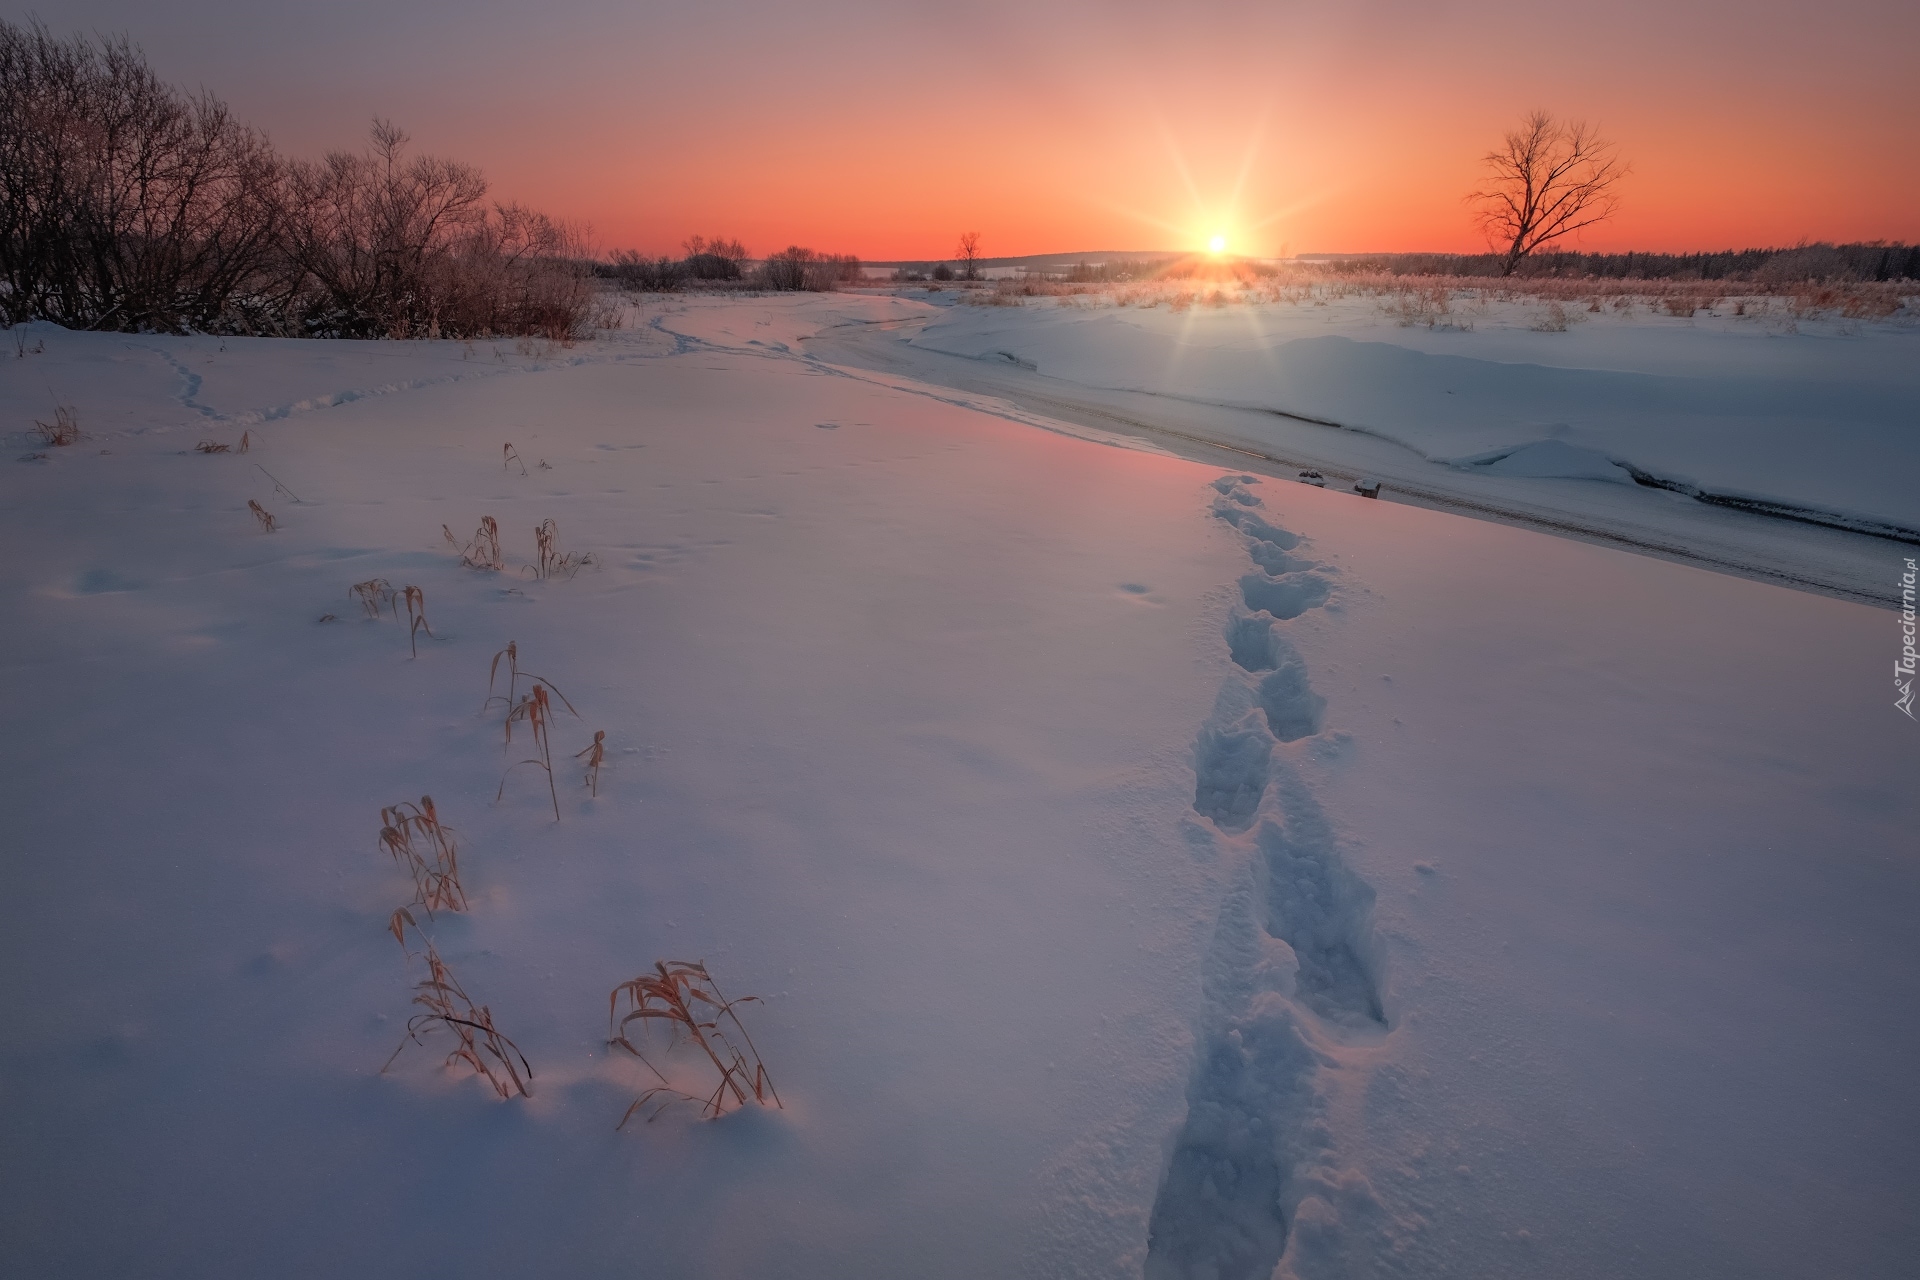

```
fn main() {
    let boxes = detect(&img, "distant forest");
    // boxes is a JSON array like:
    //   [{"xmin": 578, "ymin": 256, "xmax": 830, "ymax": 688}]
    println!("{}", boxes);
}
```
[{"xmin": 1305, "ymin": 242, "xmax": 1918, "ymax": 283}]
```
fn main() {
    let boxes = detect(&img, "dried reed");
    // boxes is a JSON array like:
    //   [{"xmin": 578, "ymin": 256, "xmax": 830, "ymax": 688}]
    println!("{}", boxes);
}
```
[
  {"xmin": 248, "ymin": 499, "xmax": 277, "ymax": 532},
  {"xmin": 484, "ymin": 641, "xmax": 579, "ymax": 722},
  {"xmin": 498, "ymin": 684, "xmax": 565, "ymax": 820},
  {"xmin": 443, "ymin": 515, "xmax": 504, "ymax": 570},
  {"xmin": 576, "ymin": 730, "xmax": 605, "ymax": 797},
  {"xmin": 485, "ymin": 640, "xmax": 521, "ymax": 710},
  {"xmin": 32, "ymin": 406, "xmax": 83, "ymax": 446},
  {"xmin": 379, "ymin": 795, "xmax": 467, "ymax": 914},
  {"xmin": 608, "ymin": 960, "xmax": 780, "ymax": 1126},
  {"xmin": 253, "ymin": 463, "xmax": 301, "ymax": 502},
  {"xmin": 350, "ymin": 578, "xmax": 397, "ymax": 619},
  {"xmin": 389, "ymin": 906, "xmax": 420, "ymax": 955},
  {"xmin": 504, "ymin": 442, "xmax": 527, "ymax": 476},
  {"xmin": 384, "ymin": 932, "xmax": 533, "ymax": 1099},
  {"xmin": 403, "ymin": 585, "xmax": 432, "ymax": 657},
  {"xmin": 534, "ymin": 519, "xmax": 559, "ymax": 578},
  {"xmin": 530, "ymin": 518, "xmax": 594, "ymax": 579},
  {"xmin": 194, "ymin": 440, "xmax": 231, "ymax": 453}
]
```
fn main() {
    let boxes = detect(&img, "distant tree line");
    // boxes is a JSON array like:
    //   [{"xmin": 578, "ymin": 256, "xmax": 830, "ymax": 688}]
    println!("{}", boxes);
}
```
[
  {"xmin": 1064, "ymin": 258, "xmax": 1165, "ymax": 283},
  {"xmin": 895, "ymin": 242, "xmax": 1918, "ymax": 288},
  {"xmin": 601, "ymin": 235, "xmax": 748, "ymax": 290},
  {"xmin": 598, "ymin": 239, "xmax": 863, "ymax": 292},
  {"xmin": 0, "ymin": 20, "xmax": 591, "ymax": 337},
  {"xmin": 1310, "ymin": 242, "xmax": 1918, "ymax": 283}
]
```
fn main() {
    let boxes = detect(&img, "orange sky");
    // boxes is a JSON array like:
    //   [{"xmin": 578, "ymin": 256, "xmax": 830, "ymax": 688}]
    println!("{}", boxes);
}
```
[{"xmin": 17, "ymin": 0, "xmax": 1918, "ymax": 259}]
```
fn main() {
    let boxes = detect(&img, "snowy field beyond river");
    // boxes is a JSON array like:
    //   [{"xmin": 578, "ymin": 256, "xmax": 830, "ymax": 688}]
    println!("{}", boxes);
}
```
[
  {"xmin": 1, "ymin": 298, "xmax": 1916, "ymax": 1279},
  {"xmin": 801, "ymin": 288, "xmax": 1919, "ymax": 605}
]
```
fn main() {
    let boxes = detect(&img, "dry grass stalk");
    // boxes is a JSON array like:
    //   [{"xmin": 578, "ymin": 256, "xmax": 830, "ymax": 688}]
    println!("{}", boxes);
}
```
[
  {"xmin": 32, "ymin": 406, "xmax": 83, "ymax": 446},
  {"xmin": 534, "ymin": 518, "xmax": 559, "ymax": 578},
  {"xmin": 403, "ymin": 585, "xmax": 432, "ymax": 657},
  {"xmin": 498, "ymin": 684, "xmax": 567, "ymax": 820},
  {"xmin": 484, "ymin": 640, "xmax": 579, "ymax": 722},
  {"xmin": 248, "ymin": 498, "xmax": 277, "ymax": 532},
  {"xmin": 383, "ymin": 930, "xmax": 533, "ymax": 1099},
  {"xmin": 389, "ymin": 906, "xmax": 420, "ymax": 955},
  {"xmin": 253, "ymin": 463, "xmax": 301, "ymax": 502},
  {"xmin": 503, "ymin": 442, "xmax": 527, "ymax": 476},
  {"xmin": 194, "ymin": 439, "xmax": 231, "ymax": 453},
  {"xmin": 974, "ymin": 271, "xmax": 1917, "ymax": 322},
  {"xmin": 1530, "ymin": 302, "xmax": 1575, "ymax": 332},
  {"xmin": 609, "ymin": 960, "xmax": 780, "ymax": 1126},
  {"xmin": 576, "ymin": 730, "xmax": 605, "ymax": 796},
  {"xmin": 350, "ymin": 577, "xmax": 397, "ymax": 619},
  {"xmin": 238, "ymin": 430, "xmax": 250, "ymax": 453},
  {"xmin": 379, "ymin": 795, "xmax": 467, "ymax": 914},
  {"xmin": 530, "ymin": 518, "xmax": 594, "ymax": 580},
  {"xmin": 485, "ymin": 640, "xmax": 521, "ymax": 710},
  {"xmin": 443, "ymin": 514, "xmax": 504, "ymax": 570}
]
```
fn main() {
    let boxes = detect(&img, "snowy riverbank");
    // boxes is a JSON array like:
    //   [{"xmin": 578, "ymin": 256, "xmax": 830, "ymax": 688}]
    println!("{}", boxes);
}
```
[{"xmin": 2, "ymin": 305, "xmax": 1914, "ymax": 1278}]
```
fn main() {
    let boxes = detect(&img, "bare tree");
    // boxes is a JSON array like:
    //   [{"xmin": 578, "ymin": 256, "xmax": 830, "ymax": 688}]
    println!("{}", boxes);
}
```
[
  {"xmin": 0, "ymin": 19, "xmax": 589, "ymax": 339},
  {"xmin": 610, "ymin": 249, "xmax": 682, "ymax": 291},
  {"xmin": 0, "ymin": 20, "xmax": 285, "ymax": 331},
  {"xmin": 758, "ymin": 246, "xmax": 861, "ymax": 291},
  {"xmin": 955, "ymin": 231, "xmax": 981, "ymax": 281},
  {"xmin": 1468, "ymin": 111, "xmax": 1625, "ymax": 276},
  {"xmin": 681, "ymin": 233, "xmax": 747, "ymax": 280},
  {"xmin": 280, "ymin": 120, "xmax": 489, "ymax": 336},
  {"xmin": 761, "ymin": 245, "xmax": 814, "ymax": 291}
]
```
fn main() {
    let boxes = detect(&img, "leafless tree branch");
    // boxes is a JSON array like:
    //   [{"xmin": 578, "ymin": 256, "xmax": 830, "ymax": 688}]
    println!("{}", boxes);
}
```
[{"xmin": 1467, "ymin": 110, "xmax": 1627, "ymax": 276}]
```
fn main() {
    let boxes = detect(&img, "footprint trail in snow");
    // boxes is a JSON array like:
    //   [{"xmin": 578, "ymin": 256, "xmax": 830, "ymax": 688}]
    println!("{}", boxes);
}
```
[{"xmin": 1147, "ymin": 475, "xmax": 1393, "ymax": 1280}]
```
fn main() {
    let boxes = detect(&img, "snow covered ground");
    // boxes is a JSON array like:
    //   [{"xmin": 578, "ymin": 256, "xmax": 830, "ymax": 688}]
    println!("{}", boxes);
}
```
[
  {"xmin": 2, "ymin": 301, "xmax": 1916, "ymax": 1279},
  {"xmin": 801, "ymin": 289, "xmax": 1919, "ymax": 604}
]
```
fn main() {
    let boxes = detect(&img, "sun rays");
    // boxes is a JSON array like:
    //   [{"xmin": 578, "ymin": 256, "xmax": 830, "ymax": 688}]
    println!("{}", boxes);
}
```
[{"xmin": 1086, "ymin": 105, "xmax": 1332, "ymax": 264}]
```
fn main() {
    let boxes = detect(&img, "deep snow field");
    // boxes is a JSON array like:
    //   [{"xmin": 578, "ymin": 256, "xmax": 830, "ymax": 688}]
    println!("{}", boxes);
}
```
[
  {"xmin": 905, "ymin": 291, "xmax": 1917, "ymax": 523},
  {"xmin": 803, "ymin": 287, "xmax": 1919, "ymax": 605},
  {"xmin": 2, "ymin": 297, "xmax": 1916, "ymax": 1279}
]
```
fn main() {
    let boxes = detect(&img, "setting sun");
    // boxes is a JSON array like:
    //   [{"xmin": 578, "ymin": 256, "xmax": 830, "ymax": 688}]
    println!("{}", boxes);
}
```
[{"xmin": 1207, "ymin": 233, "xmax": 1227, "ymax": 254}]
